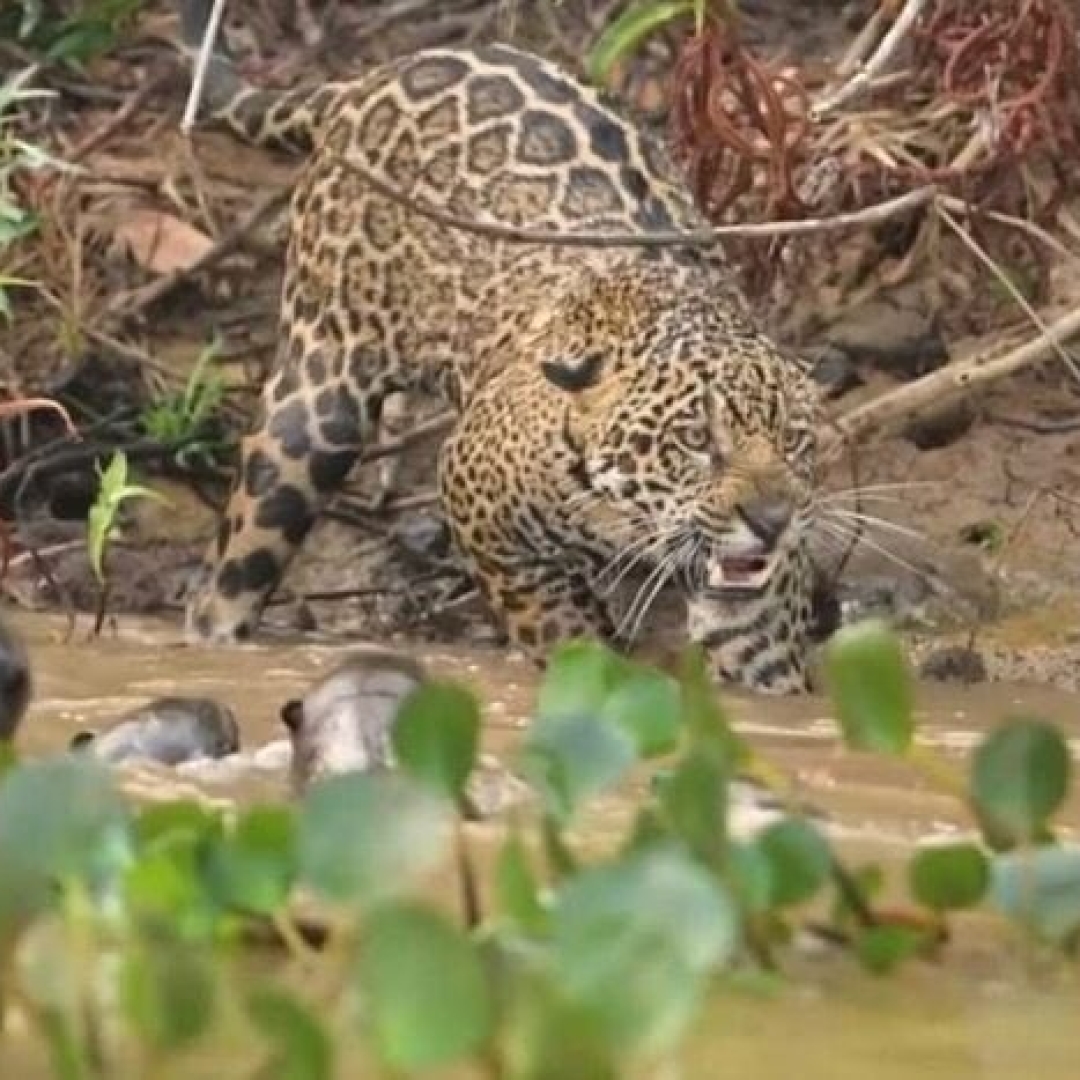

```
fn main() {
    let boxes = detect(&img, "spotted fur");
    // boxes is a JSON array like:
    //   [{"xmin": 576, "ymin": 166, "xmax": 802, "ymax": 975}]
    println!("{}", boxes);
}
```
[{"xmin": 176, "ymin": 6, "xmax": 822, "ymax": 693}]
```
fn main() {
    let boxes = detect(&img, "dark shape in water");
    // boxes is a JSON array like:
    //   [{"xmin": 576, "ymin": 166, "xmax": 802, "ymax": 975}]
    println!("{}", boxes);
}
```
[
  {"xmin": 280, "ymin": 647, "xmax": 426, "ymax": 795},
  {"xmin": 70, "ymin": 696, "xmax": 241, "ymax": 765},
  {"xmin": 0, "ymin": 618, "xmax": 31, "ymax": 741}
]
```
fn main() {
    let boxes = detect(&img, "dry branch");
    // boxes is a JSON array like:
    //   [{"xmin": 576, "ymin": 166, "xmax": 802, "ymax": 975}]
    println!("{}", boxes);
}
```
[
  {"xmin": 830, "ymin": 303, "xmax": 1080, "ymax": 446},
  {"xmin": 328, "ymin": 156, "xmax": 936, "ymax": 247},
  {"xmin": 104, "ymin": 188, "xmax": 290, "ymax": 320},
  {"xmin": 813, "ymin": 0, "xmax": 929, "ymax": 118}
]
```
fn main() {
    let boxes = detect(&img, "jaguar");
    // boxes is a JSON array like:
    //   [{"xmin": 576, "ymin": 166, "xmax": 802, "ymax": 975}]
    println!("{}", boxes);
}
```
[{"xmin": 176, "ymin": 0, "xmax": 823, "ymax": 693}]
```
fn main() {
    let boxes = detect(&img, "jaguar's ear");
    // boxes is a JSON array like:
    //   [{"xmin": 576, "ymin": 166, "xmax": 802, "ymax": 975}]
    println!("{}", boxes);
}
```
[{"xmin": 540, "ymin": 351, "xmax": 604, "ymax": 393}]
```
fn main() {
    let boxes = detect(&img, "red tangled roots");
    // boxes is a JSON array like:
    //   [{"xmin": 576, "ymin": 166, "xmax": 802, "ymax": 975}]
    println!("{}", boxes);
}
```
[{"xmin": 669, "ymin": 0, "xmax": 1080, "ymax": 220}]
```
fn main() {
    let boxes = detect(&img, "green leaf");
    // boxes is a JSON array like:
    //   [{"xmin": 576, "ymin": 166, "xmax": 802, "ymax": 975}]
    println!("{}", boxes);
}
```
[
  {"xmin": 599, "ymin": 667, "xmax": 682, "ymax": 758},
  {"xmin": 520, "ymin": 711, "xmax": 637, "ymax": 825},
  {"xmin": 391, "ymin": 681, "xmax": 480, "ymax": 804},
  {"xmin": 206, "ymin": 805, "xmax": 296, "ymax": 916},
  {"xmin": 677, "ymin": 646, "xmax": 745, "ymax": 766},
  {"xmin": 654, "ymin": 753, "xmax": 727, "ymax": 865},
  {"xmin": 971, "ymin": 718, "xmax": 1070, "ymax": 848},
  {"xmin": 991, "ymin": 847, "xmax": 1080, "ymax": 945},
  {"xmin": 298, "ymin": 772, "xmax": 452, "ymax": 907},
  {"xmin": 755, "ymin": 817, "xmax": 832, "ymax": 908},
  {"xmin": 551, "ymin": 847, "xmax": 738, "ymax": 1057},
  {"xmin": 36, "ymin": 1008, "xmax": 85, "ymax": 1080},
  {"xmin": 855, "ymin": 924, "xmax": 926, "ymax": 976},
  {"xmin": 495, "ymin": 827, "xmax": 547, "ymax": 933},
  {"xmin": 727, "ymin": 841, "xmax": 775, "ymax": 914},
  {"xmin": 0, "ymin": 756, "xmax": 128, "ymax": 927},
  {"xmin": 98, "ymin": 449, "xmax": 128, "ymax": 493},
  {"xmin": 357, "ymin": 903, "xmax": 492, "ymax": 1070},
  {"xmin": 909, "ymin": 842, "xmax": 989, "ymax": 911},
  {"xmin": 134, "ymin": 800, "xmax": 223, "ymax": 848},
  {"xmin": 122, "ymin": 941, "xmax": 215, "ymax": 1051},
  {"xmin": 588, "ymin": 0, "xmax": 697, "ymax": 84},
  {"xmin": 124, "ymin": 833, "xmax": 224, "ymax": 940},
  {"xmin": 247, "ymin": 988, "xmax": 332, "ymax": 1080},
  {"xmin": 535, "ymin": 639, "xmax": 628, "ymax": 723},
  {"xmin": 823, "ymin": 620, "xmax": 915, "ymax": 756}
]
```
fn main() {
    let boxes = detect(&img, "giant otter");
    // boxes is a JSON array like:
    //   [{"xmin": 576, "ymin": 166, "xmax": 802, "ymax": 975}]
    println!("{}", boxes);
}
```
[
  {"xmin": 71, "ymin": 696, "xmax": 240, "ymax": 765},
  {"xmin": 280, "ymin": 647, "xmax": 528, "ymax": 817}
]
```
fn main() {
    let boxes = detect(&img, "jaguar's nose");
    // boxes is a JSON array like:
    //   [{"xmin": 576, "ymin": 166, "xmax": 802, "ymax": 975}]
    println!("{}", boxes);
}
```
[{"xmin": 736, "ymin": 494, "xmax": 794, "ymax": 548}]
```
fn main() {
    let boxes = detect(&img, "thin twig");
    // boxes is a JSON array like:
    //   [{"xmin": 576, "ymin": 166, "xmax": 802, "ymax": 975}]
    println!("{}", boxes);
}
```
[
  {"xmin": 182, "ymin": 0, "xmax": 231, "ymax": 133},
  {"xmin": 813, "ymin": 0, "xmax": 929, "ymax": 118},
  {"xmin": 987, "ymin": 412, "xmax": 1080, "ymax": 434},
  {"xmin": 0, "ymin": 399, "xmax": 77, "ymax": 436},
  {"xmin": 937, "ymin": 203, "xmax": 1080, "ymax": 382},
  {"xmin": 330, "ymin": 151, "xmax": 936, "ymax": 247},
  {"xmin": 104, "ymin": 187, "xmax": 290, "ymax": 319},
  {"xmin": 936, "ymin": 194, "xmax": 1080, "ymax": 265},
  {"xmin": 67, "ymin": 72, "xmax": 170, "ymax": 164},
  {"xmin": 358, "ymin": 411, "xmax": 453, "ymax": 462},
  {"xmin": 832, "ymin": 302, "xmax": 1080, "ymax": 445}
]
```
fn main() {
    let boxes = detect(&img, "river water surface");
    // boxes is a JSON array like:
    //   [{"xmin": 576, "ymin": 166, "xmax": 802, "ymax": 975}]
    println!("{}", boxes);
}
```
[{"xmin": 5, "ymin": 609, "xmax": 1080, "ymax": 1079}]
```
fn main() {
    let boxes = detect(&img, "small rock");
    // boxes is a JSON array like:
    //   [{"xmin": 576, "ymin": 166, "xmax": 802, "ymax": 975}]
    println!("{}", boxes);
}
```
[
  {"xmin": 823, "ymin": 290, "xmax": 949, "ymax": 381},
  {"xmin": 918, "ymin": 645, "xmax": 988, "ymax": 685},
  {"xmin": 392, "ymin": 512, "xmax": 451, "ymax": 562},
  {"xmin": 806, "ymin": 344, "xmax": 864, "ymax": 399},
  {"xmin": 903, "ymin": 399, "xmax": 976, "ymax": 450}
]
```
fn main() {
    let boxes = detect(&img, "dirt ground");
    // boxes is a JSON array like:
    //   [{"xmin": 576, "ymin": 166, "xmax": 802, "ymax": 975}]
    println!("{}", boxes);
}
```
[{"xmin": 2, "ymin": 0, "xmax": 1080, "ymax": 689}]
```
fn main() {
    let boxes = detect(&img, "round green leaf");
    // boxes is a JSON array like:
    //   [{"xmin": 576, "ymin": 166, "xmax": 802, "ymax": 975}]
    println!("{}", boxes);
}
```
[
  {"xmin": 248, "ymin": 988, "xmax": 332, "ymax": 1080},
  {"xmin": 991, "ymin": 847, "xmax": 1080, "ymax": 945},
  {"xmin": 755, "ymin": 817, "xmax": 832, "ymax": 908},
  {"xmin": 536, "ymin": 639, "xmax": 628, "ymax": 722},
  {"xmin": 599, "ymin": 668, "xmax": 682, "ymax": 758},
  {"xmin": 495, "ymin": 828, "xmax": 546, "ymax": 933},
  {"xmin": 727, "ymin": 841, "xmax": 774, "ymax": 914},
  {"xmin": 520, "ymin": 711, "xmax": 637, "ymax": 824},
  {"xmin": 909, "ymin": 842, "xmax": 989, "ymax": 911},
  {"xmin": 356, "ymin": 903, "xmax": 492, "ymax": 1070},
  {"xmin": 134, "ymin": 800, "xmax": 223, "ymax": 848},
  {"xmin": 855, "ymin": 924, "xmax": 925, "ymax": 976},
  {"xmin": 124, "ymin": 840, "xmax": 223, "ymax": 939},
  {"xmin": 206, "ymin": 805, "xmax": 296, "ymax": 916},
  {"xmin": 971, "ymin": 718, "xmax": 1070, "ymax": 847},
  {"xmin": 298, "ymin": 772, "xmax": 452, "ymax": 907},
  {"xmin": 654, "ymin": 753, "xmax": 727, "ymax": 865},
  {"xmin": 391, "ymin": 681, "xmax": 480, "ymax": 803},
  {"xmin": 0, "ymin": 756, "xmax": 129, "ymax": 926},
  {"xmin": 823, "ymin": 620, "xmax": 915, "ymax": 756},
  {"xmin": 551, "ymin": 847, "xmax": 737, "ymax": 1056},
  {"xmin": 122, "ymin": 941, "xmax": 215, "ymax": 1051}
]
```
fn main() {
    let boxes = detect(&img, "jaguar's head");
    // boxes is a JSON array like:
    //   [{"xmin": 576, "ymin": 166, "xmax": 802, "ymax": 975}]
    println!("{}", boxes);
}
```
[{"xmin": 535, "ymin": 257, "xmax": 820, "ymax": 600}]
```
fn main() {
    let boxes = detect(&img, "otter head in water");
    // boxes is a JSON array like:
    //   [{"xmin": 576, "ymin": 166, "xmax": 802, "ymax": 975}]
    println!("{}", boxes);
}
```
[
  {"xmin": 70, "ymin": 696, "xmax": 241, "ymax": 765},
  {"xmin": 279, "ymin": 647, "xmax": 427, "ymax": 796}
]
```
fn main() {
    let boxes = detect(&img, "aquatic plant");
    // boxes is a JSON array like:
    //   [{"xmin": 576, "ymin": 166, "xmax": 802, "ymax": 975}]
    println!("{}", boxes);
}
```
[
  {"xmin": 86, "ymin": 450, "xmax": 169, "ymax": 634},
  {"xmin": 0, "ymin": 622, "xmax": 1075, "ymax": 1078}
]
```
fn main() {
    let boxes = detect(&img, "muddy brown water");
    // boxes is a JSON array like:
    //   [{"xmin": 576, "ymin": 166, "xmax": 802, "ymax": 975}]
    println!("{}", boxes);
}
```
[{"xmin": 5, "ymin": 609, "xmax": 1080, "ymax": 1078}]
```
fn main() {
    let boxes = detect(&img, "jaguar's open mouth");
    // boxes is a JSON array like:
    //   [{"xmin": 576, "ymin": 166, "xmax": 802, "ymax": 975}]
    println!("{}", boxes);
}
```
[{"xmin": 701, "ymin": 545, "xmax": 777, "ymax": 596}]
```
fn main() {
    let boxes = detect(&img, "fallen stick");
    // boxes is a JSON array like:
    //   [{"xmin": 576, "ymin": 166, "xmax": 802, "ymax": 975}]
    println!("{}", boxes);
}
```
[
  {"xmin": 103, "ymin": 187, "xmax": 290, "ymax": 320},
  {"xmin": 813, "ymin": 0, "xmax": 929, "ymax": 118},
  {"xmin": 830, "ymin": 303, "xmax": 1080, "ymax": 446}
]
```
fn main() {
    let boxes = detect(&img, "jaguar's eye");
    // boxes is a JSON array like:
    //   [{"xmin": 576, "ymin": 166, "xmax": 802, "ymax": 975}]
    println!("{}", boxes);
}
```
[{"xmin": 678, "ymin": 424, "xmax": 711, "ymax": 454}]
